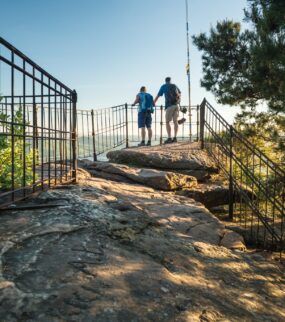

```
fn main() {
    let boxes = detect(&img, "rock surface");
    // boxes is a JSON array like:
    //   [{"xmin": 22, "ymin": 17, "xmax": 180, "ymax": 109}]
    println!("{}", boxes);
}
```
[
  {"xmin": 0, "ymin": 169, "xmax": 284, "ymax": 322},
  {"xmin": 220, "ymin": 231, "xmax": 246, "ymax": 251},
  {"xmin": 79, "ymin": 160, "xmax": 249, "ymax": 210},
  {"xmin": 178, "ymin": 182, "xmax": 256, "ymax": 208},
  {"xmin": 107, "ymin": 142, "xmax": 218, "ymax": 181},
  {"xmin": 177, "ymin": 182, "xmax": 230, "ymax": 208},
  {"xmin": 79, "ymin": 160, "xmax": 197, "ymax": 191}
]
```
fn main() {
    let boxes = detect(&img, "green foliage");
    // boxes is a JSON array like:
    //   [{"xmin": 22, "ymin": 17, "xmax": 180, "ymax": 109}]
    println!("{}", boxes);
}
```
[
  {"xmin": 193, "ymin": 0, "xmax": 285, "ymax": 169},
  {"xmin": 193, "ymin": 20, "xmax": 253, "ymax": 107},
  {"xmin": 0, "ymin": 100, "xmax": 36, "ymax": 190},
  {"xmin": 234, "ymin": 108, "xmax": 285, "ymax": 166},
  {"xmin": 0, "ymin": 144, "xmax": 35, "ymax": 189},
  {"xmin": 193, "ymin": 0, "xmax": 285, "ymax": 112}
]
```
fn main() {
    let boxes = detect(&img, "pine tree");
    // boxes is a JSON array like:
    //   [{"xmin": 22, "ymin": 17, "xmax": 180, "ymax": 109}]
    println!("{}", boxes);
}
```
[
  {"xmin": 193, "ymin": 0, "xmax": 285, "ymax": 112},
  {"xmin": 193, "ymin": 0, "xmax": 285, "ymax": 165}
]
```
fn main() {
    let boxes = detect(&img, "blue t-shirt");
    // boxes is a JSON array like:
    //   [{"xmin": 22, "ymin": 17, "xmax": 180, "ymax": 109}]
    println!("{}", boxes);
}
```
[{"xmin": 157, "ymin": 83, "xmax": 181, "ymax": 108}]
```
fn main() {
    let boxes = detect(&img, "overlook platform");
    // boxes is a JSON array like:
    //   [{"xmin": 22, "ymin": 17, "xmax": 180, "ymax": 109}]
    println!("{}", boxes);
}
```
[{"xmin": 1, "ymin": 36, "xmax": 284, "ymax": 322}]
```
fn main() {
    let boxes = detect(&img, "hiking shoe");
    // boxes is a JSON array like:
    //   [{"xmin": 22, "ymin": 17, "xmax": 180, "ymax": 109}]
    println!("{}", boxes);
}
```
[
  {"xmin": 138, "ymin": 141, "xmax": 145, "ymax": 147},
  {"xmin": 146, "ymin": 140, "xmax": 151, "ymax": 146},
  {"xmin": 172, "ymin": 137, "xmax": 177, "ymax": 143},
  {"xmin": 164, "ymin": 138, "xmax": 172, "ymax": 144}
]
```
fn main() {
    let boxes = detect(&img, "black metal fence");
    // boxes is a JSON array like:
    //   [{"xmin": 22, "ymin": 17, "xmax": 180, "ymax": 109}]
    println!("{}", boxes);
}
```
[
  {"xmin": 77, "ymin": 103, "xmax": 200, "ymax": 160},
  {"xmin": 0, "ymin": 37, "xmax": 77, "ymax": 208},
  {"xmin": 200, "ymin": 98, "xmax": 285, "ymax": 253},
  {"xmin": 77, "ymin": 104, "xmax": 127, "ymax": 160},
  {"xmin": 2, "ymin": 37, "xmax": 283, "ymax": 256}
]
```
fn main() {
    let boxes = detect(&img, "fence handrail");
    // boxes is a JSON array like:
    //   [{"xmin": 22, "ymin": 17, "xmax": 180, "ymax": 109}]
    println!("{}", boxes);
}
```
[
  {"xmin": 0, "ymin": 37, "xmax": 77, "ymax": 207},
  {"xmin": 0, "ymin": 37, "xmax": 74, "ymax": 94},
  {"xmin": 202, "ymin": 98, "xmax": 285, "ymax": 177},
  {"xmin": 201, "ymin": 98, "xmax": 285, "ymax": 252},
  {"xmin": 77, "ymin": 104, "xmax": 200, "ymax": 114}
]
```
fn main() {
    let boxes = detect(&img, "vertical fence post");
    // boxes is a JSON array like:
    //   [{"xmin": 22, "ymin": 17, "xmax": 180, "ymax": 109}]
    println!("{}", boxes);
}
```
[
  {"xmin": 199, "ymin": 98, "xmax": 206, "ymax": 149},
  {"xmin": 188, "ymin": 105, "xmax": 192, "ymax": 142},
  {"xmin": 229, "ymin": 125, "xmax": 234, "ymax": 220},
  {"xmin": 125, "ymin": 103, "xmax": 129, "ymax": 148},
  {"xmin": 91, "ymin": 109, "xmax": 97, "ymax": 161},
  {"xmin": 196, "ymin": 104, "xmax": 199, "ymax": 142},
  {"xmin": 33, "ymin": 104, "xmax": 39, "ymax": 162},
  {"xmin": 72, "ymin": 90, "xmax": 77, "ymax": 182},
  {"xmin": 160, "ymin": 105, "xmax": 163, "ymax": 145}
]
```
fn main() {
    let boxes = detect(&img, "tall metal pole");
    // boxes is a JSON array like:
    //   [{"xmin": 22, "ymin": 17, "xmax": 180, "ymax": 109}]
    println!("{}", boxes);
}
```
[{"xmin": 185, "ymin": 0, "xmax": 192, "ymax": 141}]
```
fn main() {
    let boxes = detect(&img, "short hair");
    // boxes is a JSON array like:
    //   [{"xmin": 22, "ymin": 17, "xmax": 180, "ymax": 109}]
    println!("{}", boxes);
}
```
[
  {"xmin": 165, "ymin": 77, "xmax": 171, "ymax": 83},
  {"xmin": 140, "ymin": 86, "xmax": 146, "ymax": 92}
]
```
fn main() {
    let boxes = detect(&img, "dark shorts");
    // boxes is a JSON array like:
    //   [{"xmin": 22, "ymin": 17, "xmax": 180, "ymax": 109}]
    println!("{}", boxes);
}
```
[{"xmin": 138, "ymin": 111, "xmax": 152, "ymax": 128}]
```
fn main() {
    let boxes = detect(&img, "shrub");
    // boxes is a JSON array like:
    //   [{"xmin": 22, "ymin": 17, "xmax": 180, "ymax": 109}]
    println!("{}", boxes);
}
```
[{"xmin": 0, "ymin": 100, "xmax": 36, "ymax": 190}]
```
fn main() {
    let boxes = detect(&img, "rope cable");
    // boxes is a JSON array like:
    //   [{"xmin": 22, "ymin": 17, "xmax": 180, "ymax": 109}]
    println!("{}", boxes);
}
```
[
  {"xmin": 185, "ymin": 0, "xmax": 192, "ymax": 142},
  {"xmin": 0, "ymin": 44, "xmax": 2, "ymax": 98}
]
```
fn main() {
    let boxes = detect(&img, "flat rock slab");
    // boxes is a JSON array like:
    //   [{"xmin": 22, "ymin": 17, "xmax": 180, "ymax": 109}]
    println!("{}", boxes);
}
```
[
  {"xmin": 79, "ymin": 160, "xmax": 197, "ymax": 191},
  {"xmin": 178, "ymin": 182, "xmax": 256, "ymax": 208},
  {"xmin": 0, "ymin": 171, "xmax": 284, "ymax": 321},
  {"xmin": 106, "ymin": 142, "xmax": 218, "ymax": 181},
  {"xmin": 178, "ymin": 182, "xmax": 230, "ymax": 208}
]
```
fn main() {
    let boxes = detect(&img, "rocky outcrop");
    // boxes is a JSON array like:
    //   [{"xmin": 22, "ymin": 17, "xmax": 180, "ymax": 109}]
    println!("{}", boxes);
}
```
[
  {"xmin": 79, "ymin": 160, "xmax": 197, "ymax": 191},
  {"xmin": 0, "ymin": 170, "xmax": 284, "ymax": 322},
  {"xmin": 106, "ymin": 142, "xmax": 218, "ymax": 181},
  {"xmin": 178, "ymin": 182, "xmax": 256, "ymax": 208},
  {"xmin": 220, "ymin": 230, "xmax": 246, "ymax": 250},
  {"xmin": 177, "ymin": 183, "xmax": 230, "ymax": 208}
]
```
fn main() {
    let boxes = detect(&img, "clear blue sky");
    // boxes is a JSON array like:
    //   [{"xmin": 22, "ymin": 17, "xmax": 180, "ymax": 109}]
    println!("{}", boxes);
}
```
[{"xmin": 0, "ymin": 0, "xmax": 248, "ymax": 120}]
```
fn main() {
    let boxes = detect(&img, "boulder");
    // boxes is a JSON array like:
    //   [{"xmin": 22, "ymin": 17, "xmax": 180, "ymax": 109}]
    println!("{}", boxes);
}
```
[
  {"xmin": 220, "ymin": 230, "xmax": 246, "ymax": 251},
  {"xmin": 178, "ymin": 182, "xmax": 256, "ymax": 208},
  {"xmin": 178, "ymin": 183, "xmax": 229, "ymax": 208},
  {"xmin": 80, "ymin": 161, "xmax": 197, "ymax": 191},
  {"xmin": 106, "ymin": 143, "xmax": 218, "ymax": 181},
  {"xmin": 173, "ymin": 169, "xmax": 212, "ymax": 182}
]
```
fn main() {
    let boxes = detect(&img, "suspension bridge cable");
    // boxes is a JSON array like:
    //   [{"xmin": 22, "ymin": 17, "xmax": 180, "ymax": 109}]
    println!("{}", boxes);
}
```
[{"xmin": 185, "ymin": 0, "xmax": 192, "ymax": 141}]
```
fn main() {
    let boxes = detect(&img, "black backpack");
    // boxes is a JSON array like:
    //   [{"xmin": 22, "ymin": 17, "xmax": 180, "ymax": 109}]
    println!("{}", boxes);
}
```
[{"xmin": 167, "ymin": 84, "xmax": 181, "ymax": 105}]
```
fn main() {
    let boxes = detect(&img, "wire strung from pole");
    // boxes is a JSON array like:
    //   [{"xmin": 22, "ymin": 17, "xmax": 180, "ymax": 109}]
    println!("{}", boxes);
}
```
[
  {"xmin": 0, "ymin": 44, "xmax": 2, "ymax": 97},
  {"xmin": 185, "ymin": 0, "xmax": 192, "ymax": 142}
]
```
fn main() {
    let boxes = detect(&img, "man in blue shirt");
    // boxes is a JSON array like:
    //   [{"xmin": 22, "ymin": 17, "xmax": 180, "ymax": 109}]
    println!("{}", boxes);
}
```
[
  {"xmin": 132, "ymin": 86, "xmax": 154, "ymax": 146},
  {"xmin": 154, "ymin": 77, "xmax": 181, "ymax": 144}
]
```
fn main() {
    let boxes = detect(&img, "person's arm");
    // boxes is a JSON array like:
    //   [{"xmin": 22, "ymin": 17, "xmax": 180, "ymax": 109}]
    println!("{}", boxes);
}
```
[
  {"xmin": 132, "ymin": 95, "xmax": 140, "ymax": 106},
  {"xmin": 154, "ymin": 85, "xmax": 164, "ymax": 105},
  {"xmin": 151, "ymin": 95, "xmax": 155, "ymax": 108},
  {"xmin": 153, "ymin": 95, "xmax": 159, "ymax": 105}
]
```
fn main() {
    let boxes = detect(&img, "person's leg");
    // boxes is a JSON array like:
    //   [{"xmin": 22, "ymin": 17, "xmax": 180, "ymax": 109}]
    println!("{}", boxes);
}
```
[
  {"xmin": 173, "ymin": 122, "xmax": 178, "ymax": 141},
  {"xmin": 165, "ymin": 105, "xmax": 180, "ymax": 143},
  {"xmin": 141, "ymin": 127, "xmax": 146, "ymax": 141},
  {"xmin": 166, "ymin": 122, "xmax": 171, "ymax": 137},
  {"xmin": 138, "ymin": 127, "xmax": 146, "ymax": 146},
  {"xmin": 147, "ymin": 128, "xmax": 152, "ymax": 140},
  {"xmin": 165, "ymin": 107, "xmax": 172, "ymax": 142},
  {"xmin": 138, "ymin": 112, "xmax": 146, "ymax": 146},
  {"xmin": 146, "ymin": 113, "xmax": 152, "ymax": 145}
]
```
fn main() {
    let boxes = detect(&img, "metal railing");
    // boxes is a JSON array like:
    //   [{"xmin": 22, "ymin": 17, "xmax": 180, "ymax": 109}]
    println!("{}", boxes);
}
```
[
  {"xmin": 0, "ymin": 37, "xmax": 77, "ymax": 208},
  {"xmin": 77, "ymin": 104, "xmax": 127, "ymax": 160},
  {"xmin": 77, "ymin": 103, "xmax": 200, "ymax": 160},
  {"xmin": 200, "ymin": 98, "xmax": 285, "ymax": 253}
]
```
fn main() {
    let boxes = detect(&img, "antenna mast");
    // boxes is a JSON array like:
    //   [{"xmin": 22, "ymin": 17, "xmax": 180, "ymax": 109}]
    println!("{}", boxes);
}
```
[{"xmin": 185, "ymin": 0, "xmax": 192, "ymax": 141}]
